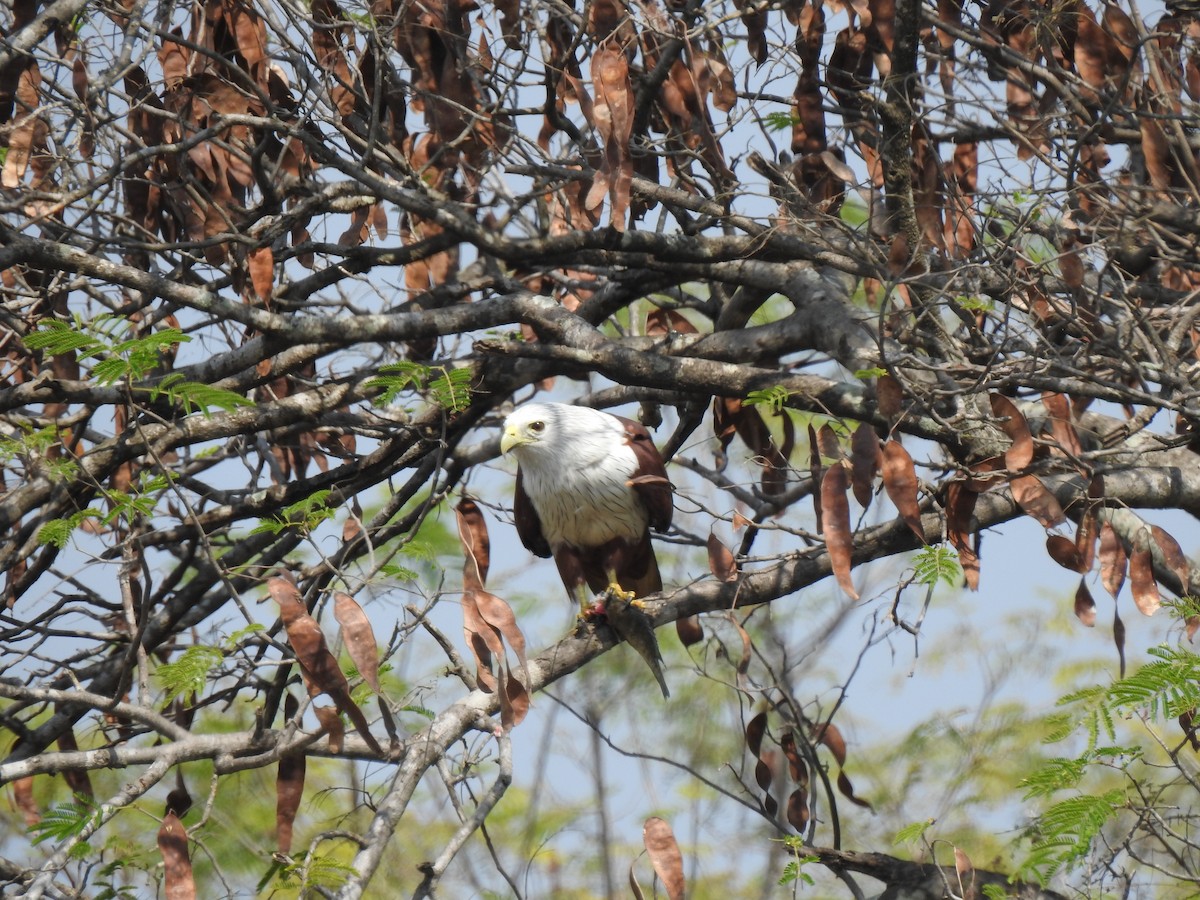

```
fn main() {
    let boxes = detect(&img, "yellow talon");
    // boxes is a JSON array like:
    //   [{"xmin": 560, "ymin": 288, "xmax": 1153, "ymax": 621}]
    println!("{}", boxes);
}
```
[{"xmin": 605, "ymin": 583, "xmax": 637, "ymax": 604}]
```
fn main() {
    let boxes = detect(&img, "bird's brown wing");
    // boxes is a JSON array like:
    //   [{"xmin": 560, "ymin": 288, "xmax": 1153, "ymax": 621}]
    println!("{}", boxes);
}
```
[
  {"xmin": 575, "ymin": 531, "xmax": 662, "ymax": 597},
  {"xmin": 553, "ymin": 538, "xmax": 662, "ymax": 606},
  {"xmin": 615, "ymin": 531, "xmax": 663, "ymax": 596},
  {"xmin": 552, "ymin": 543, "xmax": 593, "ymax": 599},
  {"xmin": 513, "ymin": 467, "xmax": 552, "ymax": 558},
  {"xmin": 616, "ymin": 416, "xmax": 673, "ymax": 532}
]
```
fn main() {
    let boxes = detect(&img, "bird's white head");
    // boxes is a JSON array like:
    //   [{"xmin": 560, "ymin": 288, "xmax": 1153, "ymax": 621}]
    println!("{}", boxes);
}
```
[
  {"xmin": 500, "ymin": 403, "xmax": 563, "ymax": 458},
  {"xmin": 500, "ymin": 402, "xmax": 620, "ymax": 461}
]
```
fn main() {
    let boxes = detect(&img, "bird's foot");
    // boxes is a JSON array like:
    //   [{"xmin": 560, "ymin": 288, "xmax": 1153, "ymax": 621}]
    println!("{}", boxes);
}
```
[
  {"xmin": 602, "ymin": 583, "xmax": 638, "ymax": 606},
  {"xmin": 576, "ymin": 586, "xmax": 641, "ymax": 627},
  {"xmin": 576, "ymin": 600, "xmax": 608, "ymax": 624}
]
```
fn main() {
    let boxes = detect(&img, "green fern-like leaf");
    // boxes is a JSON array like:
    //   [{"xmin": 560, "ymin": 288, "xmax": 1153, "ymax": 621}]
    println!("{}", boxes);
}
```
[
  {"xmin": 26, "ymin": 318, "xmax": 188, "ymax": 385},
  {"xmin": 43, "ymin": 456, "xmax": 79, "ymax": 481},
  {"xmin": 367, "ymin": 362, "xmax": 429, "ymax": 406},
  {"xmin": 745, "ymin": 385, "xmax": 793, "ymax": 415},
  {"xmin": 854, "ymin": 367, "xmax": 888, "ymax": 380},
  {"xmin": 91, "ymin": 356, "xmax": 132, "ymax": 385},
  {"xmin": 102, "ymin": 474, "xmax": 168, "ymax": 525},
  {"xmin": 112, "ymin": 328, "xmax": 188, "ymax": 379},
  {"xmin": 36, "ymin": 518, "xmax": 77, "ymax": 549},
  {"xmin": 893, "ymin": 818, "xmax": 936, "ymax": 845},
  {"xmin": 953, "ymin": 295, "xmax": 994, "ymax": 312},
  {"xmin": 1039, "ymin": 712, "xmax": 1075, "ymax": 745},
  {"xmin": 1106, "ymin": 646, "xmax": 1200, "ymax": 719},
  {"xmin": 284, "ymin": 489, "xmax": 334, "ymax": 522},
  {"xmin": 429, "ymin": 366, "xmax": 473, "ymax": 412},
  {"xmin": 772, "ymin": 841, "xmax": 819, "ymax": 887},
  {"xmin": 1018, "ymin": 838, "xmax": 1078, "ymax": 885},
  {"xmin": 778, "ymin": 861, "xmax": 798, "ymax": 886},
  {"xmin": 302, "ymin": 856, "xmax": 356, "ymax": 889},
  {"xmin": 368, "ymin": 362, "xmax": 472, "ymax": 412},
  {"xmin": 253, "ymin": 489, "xmax": 336, "ymax": 535},
  {"xmin": 157, "ymin": 645, "xmax": 223, "ymax": 702},
  {"xmin": 278, "ymin": 853, "xmax": 356, "ymax": 890},
  {"xmin": 29, "ymin": 796, "xmax": 99, "ymax": 844},
  {"xmin": 249, "ymin": 518, "xmax": 286, "ymax": 536},
  {"xmin": 0, "ymin": 426, "xmax": 60, "ymax": 462},
  {"xmin": 399, "ymin": 540, "xmax": 436, "ymax": 563},
  {"xmin": 1021, "ymin": 757, "xmax": 1089, "ymax": 799},
  {"xmin": 1021, "ymin": 789, "xmax": 1123, "ymax": 880},
  {"xmin": 1054, "ymin": 685, "xmax": 1115, "ymax": 749},
  {"xmin": 22, "ymin": 320, "xmax": 103, "ymax": 356},
  {"xmin": 379, "ymin": 563, "xmax": 418, "ymax": 581},
  {"xmin": 777, "ymin": 856, "xmax": 817, "ymax": 887},
  {"xmin": 223, "ymin": 623, "xmax": 266, "ymax": 648},
  {"xmin": 763, "ymin": 110, "xmax": 799, "ymax": 131},
  {"xmin": 148, "ymin": 374, "xmax": 253, "ymax": 416},
  {"xmin": 87, "ymin": 313, "xmax": 134, "ymax": 342},
  {"xmin": 981, "ymin": 884, "xmax": 1011, "ymax": 900},
  {"xmin": 37, "ymin": 509, "xmax": 101, "ymax": 548},
  {"xmin": 912, "ymin": 545, "xmax": 961, "ymax": 587}
]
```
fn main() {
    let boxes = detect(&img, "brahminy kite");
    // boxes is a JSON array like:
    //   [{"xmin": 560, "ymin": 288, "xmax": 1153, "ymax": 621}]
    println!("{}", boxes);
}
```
[{"xmin": 500, "ymin": 402, "xmax": 673, "ymax": 695}]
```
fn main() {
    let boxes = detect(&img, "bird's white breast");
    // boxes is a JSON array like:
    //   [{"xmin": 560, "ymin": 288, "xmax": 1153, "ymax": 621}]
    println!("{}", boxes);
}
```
[{"xmin": 519, "ymin": 432, "xmax": 648, "ymax": 548}]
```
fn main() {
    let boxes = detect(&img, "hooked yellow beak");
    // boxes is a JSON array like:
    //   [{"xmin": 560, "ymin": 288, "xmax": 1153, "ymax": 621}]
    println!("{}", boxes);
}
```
[{"xmin": 500, "ymin": 425, "xmax": 528, "ymax": 456}]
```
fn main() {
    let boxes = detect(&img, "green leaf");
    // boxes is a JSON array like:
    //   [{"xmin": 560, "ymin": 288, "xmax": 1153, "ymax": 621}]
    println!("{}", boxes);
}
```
[
  {"xmin": 893, "ymin": 819, "xmax": 936, "ymax": 845},
  {"xmin": 22, "ymin": 320, "xmax": 103, "ymax": 356},
  {"xmin": 0, "ymin": 425, "xmax": 59, "ymax": 461},
  {"xmin": 157, "ymin": 645, "xmax": 223, "ymax": 702},
  {"xmin": 379, "ymin": 563, "xmax": 419, "ymax": 581},
  {"xmin": 277, "ymin": 853, "xmax": 356, "ymax": 890},
  {"xmin": 399, "ymin": 540, "xmax": 436, "ymax": 563},
  {"xmin": 1019, "ymin": 790, "xmax": 1123, "ymax": 881},
  {"xmin": 43, "ymin": 456, "xmax": 79, "ymax": 481},
  {"xmin": 147, "ymin": 374, "xmax": 253, "ymax": 416},
  {"xmin": 37, "ymin": 509, "xmax": 101, "ymax": 548},
  {"xmin": 778, "ymin": 853, "xmax": 818, "ymax": 886},
  {"xmin": 763, "ymin": 111, "xmax": 798, "ymax": 131},
  {"xmin": 1021, "ymin": 757, "xmax": 1088, "ymax": 799},
  {"xmin": 252, "ymin": 489, "xmax": 336, "ymax": 536},
  {"xmin": 24, "ymin": 317, "xmax": 188, "ymax": 384},
  {"xmin": 368, "ymin": 362, "xmax": 472, "ymax": 412},
  {"xmin": 223, "ymin": 623, "xmax": 266, "ymax": 648},
  {"xmin": 428, "ymin": 366, "xmax": 473, "ymax": 412},
  {"xmin": 1104, "ymin": 645, "xmax": 1200, "ymax": 719},
  {"xmin": 745, "ymin": 385, "xmax": 792, "ymax": 415},
  {"xmin": 101, "ymin": 474, "xmax": 168, "ymax": 525},
  {"xmin": 954, "ymin": 295, "xmax": 994, "ymax": 312},
  {"xmin": 91, "ymin": 357, "xmax": 131, "ymax": 385},
  {"xmin": 29, "ymin": 796, "xmax": 99, "ymax": 844},
  {"xmin": 36, "ymin": 518, "xmax": 76, "ymax": 549},
  {"xmin": 912, "ymin": 545, "xmax": 961, "ymax": 587},
  {"xmin": 854, "ymin": 367, "xmax": 888, "ymax": 380},
  {"xmin": 367, "ymin": 361, "xmax": 429, "ymax": 406}
]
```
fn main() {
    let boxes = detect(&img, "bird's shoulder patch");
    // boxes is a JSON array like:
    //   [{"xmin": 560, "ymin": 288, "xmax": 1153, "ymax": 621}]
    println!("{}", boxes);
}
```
[{"xmin": 615, "ymin": 415, "xmax": 673, "ymax": 532}]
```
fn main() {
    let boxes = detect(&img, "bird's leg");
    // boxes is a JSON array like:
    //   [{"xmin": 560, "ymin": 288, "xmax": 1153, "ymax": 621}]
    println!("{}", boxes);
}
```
[
  {"xmin": 603, "ymin": 569, "xmax": 640, "ymax": 608},
  {"xmin": 574, "ymin": 583, "xmax": 606, "ymax": 622}
]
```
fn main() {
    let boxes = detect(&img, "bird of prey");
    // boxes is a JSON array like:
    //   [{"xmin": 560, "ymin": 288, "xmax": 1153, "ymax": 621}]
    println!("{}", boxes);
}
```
[{"xmin": 500, "ymin": 402, "xmax": 673, "ymax": 695}]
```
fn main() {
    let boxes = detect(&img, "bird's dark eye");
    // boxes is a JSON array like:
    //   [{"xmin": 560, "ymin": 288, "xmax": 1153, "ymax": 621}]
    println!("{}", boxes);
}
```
[{"xmin": 529, "ymin": 421, "xmax": 545, "ymax": 433}]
